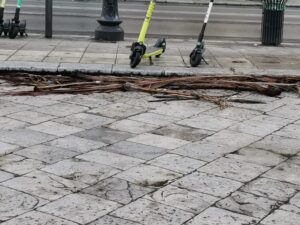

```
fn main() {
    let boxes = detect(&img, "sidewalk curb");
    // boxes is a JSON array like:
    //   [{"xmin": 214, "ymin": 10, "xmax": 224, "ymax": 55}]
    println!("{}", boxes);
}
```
[{"xmin": 1, "ymin": 61, "xmax": 299, "ymax": 77}]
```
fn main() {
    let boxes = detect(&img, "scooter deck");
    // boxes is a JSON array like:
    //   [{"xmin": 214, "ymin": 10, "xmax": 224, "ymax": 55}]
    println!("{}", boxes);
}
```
[{"xmin": 143, "ymin": 46, "xmax": 164, "ymax": 58}]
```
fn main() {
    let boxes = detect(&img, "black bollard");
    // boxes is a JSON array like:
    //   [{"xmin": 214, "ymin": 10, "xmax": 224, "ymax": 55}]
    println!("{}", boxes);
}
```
[
  {"xmin": 95, "ymin": 0, "xmax": 124, "ymax": 41},
  {"xmin": 45, "ymin": 0, "xmax": 52, "ymax": 38}
]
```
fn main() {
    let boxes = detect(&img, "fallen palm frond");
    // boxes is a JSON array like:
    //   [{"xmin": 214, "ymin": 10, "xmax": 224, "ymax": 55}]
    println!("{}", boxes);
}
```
[{"xmin": 0, "ymin": 72, "xmax": 299, "ymax": 108}]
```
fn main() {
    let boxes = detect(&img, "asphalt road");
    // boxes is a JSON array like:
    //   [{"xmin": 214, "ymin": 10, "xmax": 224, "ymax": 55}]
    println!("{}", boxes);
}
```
[{"xmin": 3, "ymin": 0, "xmax": 300, "ymax": 41}]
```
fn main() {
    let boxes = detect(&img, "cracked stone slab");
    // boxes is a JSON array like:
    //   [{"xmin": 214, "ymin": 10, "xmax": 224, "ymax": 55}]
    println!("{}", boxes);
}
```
[
  {"xmin": 260, "ymin": 210, "xmax": 300, "ymax": 225},
  {"xmin": 186, "ymin": 207, "xmax": 258, "ymax": 225},
  {"xmin": 1, "ymin": 96, "xmax": 58, "ymax": 107},
  {"xmin": 77, "ymin": 150, "xmax": 144, "ymax": 170},
  {"xmin": 0, "ymin": 170, "xmax": 14, "ymax": 182},
  {"xmin": 226, "ymin": 147, "xmax": 287, "ymax": 167},
  {"xmin": 0, "ymin": 129, "xmax": 56, "ymax": 147},
  {"xmin": 173, "ymin": 140, "xmax": 238, "ymax": 162},
  {"xmin": 1, "ymin": 170, "xmax": 87, "ymax": 201},
  {"xmin": 0, "ymin": 158, "xmax": 46, "ymax": 175},
  {"xmin": 0, "ymin": 101, "xmax": 33, "ymax": 117},
  {"xmin": 75, "ymin": 126, "xmax": 134, "ymax": 144},
  {"xmin": 172, "ymin": 172, "xmax": 243, "ymax": 198},
  {"xmin": 0, "ymin": 186, "xmax": 48, "ymax": 222},
  {"xmin": 148, "ymin": 153, "xmax": 207, "ymax": 174},
  {"xmin": 146, "ymin": 185, "xmax": 219, "ymax": 214},
  {"xmin": 251, "ymin": 135, "xmax": 300, "ymax": 156},
  {"xmin": 263, "ymin": 163, "xmax": 300, "ymax": 185},
  {"xmin": 287, "ymin": 155, "xmax": 300, "ymax": 166},
  {"xmin": 83, "ymin": 177, "xmax": 154, "ymax": 205},
  {"xmin": 199, "ymin": 157, "xmax": 269, "ymax": 182},
  {"xmin": 111, "ymin": 198, "xmax": 193, "ymax": 225},
  {"xmin": 152, "ymin": 124, "xmax": 214, "ymax": 142},
  {"xmin": 28, "ymin": 121, "xmax": 84, "ymax": 137},
  {"xmin": 0, "ymin": 211, "xmax": 78, "ymax": 225},
  {"xmin": 241, "ymin": 178, "xmax": 299, "ymax": 201},
  {"xmin": 38, "ymin": 193, "xmax": 121, "ymax": 224},
  {"xmin": 102, "ymin": 141, "xmax": 169, "ymax": 160},
  {"xmin": 280, "ymin": 192, "xmax": 300, "ymax": 214},
  {"xmin": 46, "ymin": 135, "xmax": 106, "ymax": 153},
  {"xmin": 54, "ymin": 112, "xmax": 115, "ymax": 129},
  {"xmin": 33, "ymin": 103, "xmax": 88, "ymax": 117},
  {"xmin": 127, "ymin": 133, "xmax": 189, "ymax": 150},
  {"xmin": 41, "ymin": 158, "xmax": 120, "ymax": 185},
  {"xmin": 177, "ymin": 114, "xmax": 237, "ymax": 131},
  {"xmin": 0, "ymin": 142, "xmax": 20, "ymax": 156},
  {"xmin": 88, "ymin": 103, "xmax": 147, "ymax": 119},
  {"xmin": 268, "ymin": 104, "xmax": 300, "ymax": 120},
  {"xmin": 7, "ymin": 110, "xmax": 56, "ymax": 124},
  {"xmin": 114, "ymin": 164, "xmax": 181, "ymax": 187},
  {"xmin": 16, "ymin": 144, "xmax": 79, "ymax": 164},
  {"xmin": 108, "ymin": 119, "xmax": 158, "ymax": 134},
  {"xmin": 216, "ymin": 191, "xmax": 280, "ymax": 219}
]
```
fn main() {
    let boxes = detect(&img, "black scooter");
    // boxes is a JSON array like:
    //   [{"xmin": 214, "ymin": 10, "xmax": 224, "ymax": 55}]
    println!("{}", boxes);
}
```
[
  {"xmin": 190, "ymin": 0, "xmax": 214, "ymax": 67},
  {"xmin": 9, "ymin": 0, "xmax": 27, "ymax": 39},
  {"xmin": 0, "ymin": 2, "xmax": 10, "ymax": 36}
]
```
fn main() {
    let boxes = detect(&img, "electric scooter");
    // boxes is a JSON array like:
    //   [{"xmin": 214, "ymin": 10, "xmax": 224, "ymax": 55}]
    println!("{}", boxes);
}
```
[
  {"xmin": 9, "ymin": 0, "xmax": 26, "ymax": 39},
  {"xmin": 190, "ymin": 0, "xmax": 214, "ymax": 67},
  {"xmin": 130, "ymin": 0, "xmax": 166, "ymax": 68},
  {"xmin": 0, "ymin": 0, "xmax": 10, "ymax": 36}
]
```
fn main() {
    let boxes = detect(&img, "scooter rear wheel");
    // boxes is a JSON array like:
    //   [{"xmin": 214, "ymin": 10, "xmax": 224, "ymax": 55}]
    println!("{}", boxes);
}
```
[
  {"xmin": 190, "ymin": 52, "xmax": 202, "ymax": 67},
  {"xmin": 9, "ymin": 26, "xmax": 19, "ymax": 39},
  {"xmin": 130, "ymin": 51, "xmax": 142, "ymax": 68}
]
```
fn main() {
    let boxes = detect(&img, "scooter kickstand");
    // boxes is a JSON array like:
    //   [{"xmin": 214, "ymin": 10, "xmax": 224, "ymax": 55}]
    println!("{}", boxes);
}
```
[
  {"xmin": 202, "ymin": 57, "xmax": 209, "ymax": 65},
  {"xmin": 149, "ymin": 56, "xmax": 153, "ymax": 65}
]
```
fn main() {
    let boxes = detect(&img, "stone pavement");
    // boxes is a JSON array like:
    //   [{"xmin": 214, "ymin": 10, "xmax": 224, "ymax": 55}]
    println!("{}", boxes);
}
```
[
  {"xmin": 0, "ymin": 76, "xmax": 300, "ymax": 224},
  {"xmin": 0, "ymin": 36, "xmax": 300, "ymax": 76}
]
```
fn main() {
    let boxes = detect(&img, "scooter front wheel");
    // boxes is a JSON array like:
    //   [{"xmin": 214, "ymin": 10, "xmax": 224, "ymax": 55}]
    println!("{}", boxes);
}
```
[
  {"xmin": 9, "ymin": 26, "xmax": 19, "ymax": 39},
  {"xmin": 130, "ymin": 51, "xmax": 142, "ymax": 68},
  {"xmin": 190, "ymin": 52, "xmax": 202, "ymax": 67}
]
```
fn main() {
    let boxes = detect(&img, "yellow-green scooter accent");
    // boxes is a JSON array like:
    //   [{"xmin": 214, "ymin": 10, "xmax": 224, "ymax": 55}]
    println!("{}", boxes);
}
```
[{"xmin": 130, "ymin": 0, "xmax": 166, "ymax": 68}]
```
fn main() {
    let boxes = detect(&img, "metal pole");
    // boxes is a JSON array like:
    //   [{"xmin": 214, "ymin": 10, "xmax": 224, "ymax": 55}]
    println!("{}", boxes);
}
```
[
  {"xmin": 95, "ymin": 0, "xmax": 124, "ymax": 41},
  {"xmin": 45, "ymin": 0, "xmax": 52, "ymax": 38}
]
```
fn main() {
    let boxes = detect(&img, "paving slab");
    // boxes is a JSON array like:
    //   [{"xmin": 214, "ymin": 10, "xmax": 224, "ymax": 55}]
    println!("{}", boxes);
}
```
[
  {"xmin": 7, "ymin": 110, "xmax": 56, "ymax": 124},
  {"xmin": 0, "ymin": 117, "xmax": 29, "ymax": 130},
  {"xmin": 280, "ymin": 192, "xmax": 300, "ymax": 214},
  {"xmin": 147, "ymin": 153, "xmax": 207, "ymax": 174},
  {"xmin": 54, "ymin": 113, "xmax": 115, "ymax": 129},
  {"xmin": 0, "ymin": 186, "xmax": 47, "ymax": 222},
  {"xmin": 0, "ymin": 170, "xmax": 14, "ymax": 183},
  {"xmin": 0, "ymin": 142, "xmax": 20, "ymax": 156},
  {"xmin": 111, "ymin": 198, "xmax": 194, "ymax": 225},
  {"xmin": 260, "ymin": 210, "xmax": 300, "ymax": 225},
  {"xmin": 83, "ymin": 177, "xmax": 154, "ymax": 205},
  {"xmin": 0, "ymin": 211, "xmax": 78, "ymax": 225},
  {"xmin": 0, "ymin": 158, "xmax": 46, "ymax": 175},
  {"xmin": 33, "ymin": 103, "xmax": 88, "ymax": 117},
  {"xmin": 76, "ymin": 150, "xmax": 144, "ymax": 170},
  {"xmin": 216, "ymin": 191, "xmax": 280, "ymax": 219},
  {"xmin": 38, "ymin": 193, "xmax": 121, "ymax": 224},
  {"xmin": 41, "ymin": 158, "xmax": 120, "ymax": 185},
  {"xmin": 75, "ymin": 126, "xmax": 134, "ymax": 144},
  {"xmin": 173, "ymin": 172, "xmax": 243, "ymax": 198},
  {"xmin": 241, "ymin": 178, "xmax": 300, "ymax": 202},
  {"xmin": 46, "ymin": 135, "xmax": 106, "ymax": 153},
  {"xmin": 108, "ymin": 119, "xmax": 158, "ymax": 134},
  {"xmin": 89, "ymin": 215, "xmax": 142, "ymax": 225},
  {"xmin": 15, "ymin": 144, "xmax": 79, "ymax": 164},
  {"xmin": 114, "ymin": 164, "xmax": 181, "ymax": 187},
  {"xmin": 1, "ymin": 170, "xmax": 87, "ymax": 201},
  {"xmin": 102, "ymin": 141, "xmax": 169, "ymax": 160},
  {"xmin": 127, "ymin": 133, "xmax": 189, "ymax": 150},
  {"xmin": 198, "ymin": 157, "xmax": 269, "ymax": 182},
  {"xmin": 263, "ymin": 163, "xmax": 300, "ymax": 186},
  {"xmin": 146, "ymin": 185, "xmax": 219, "ymax": 214}
]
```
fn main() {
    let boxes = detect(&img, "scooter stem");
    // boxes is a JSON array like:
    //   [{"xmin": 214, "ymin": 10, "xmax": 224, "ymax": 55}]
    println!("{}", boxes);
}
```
[
  {"xmin": 198, "ymin": 0, "xmax": 214, "ymax": 43},
  {"xmin": 138, "ymin": 0, "xmax": 156, "ymax": 44}
]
